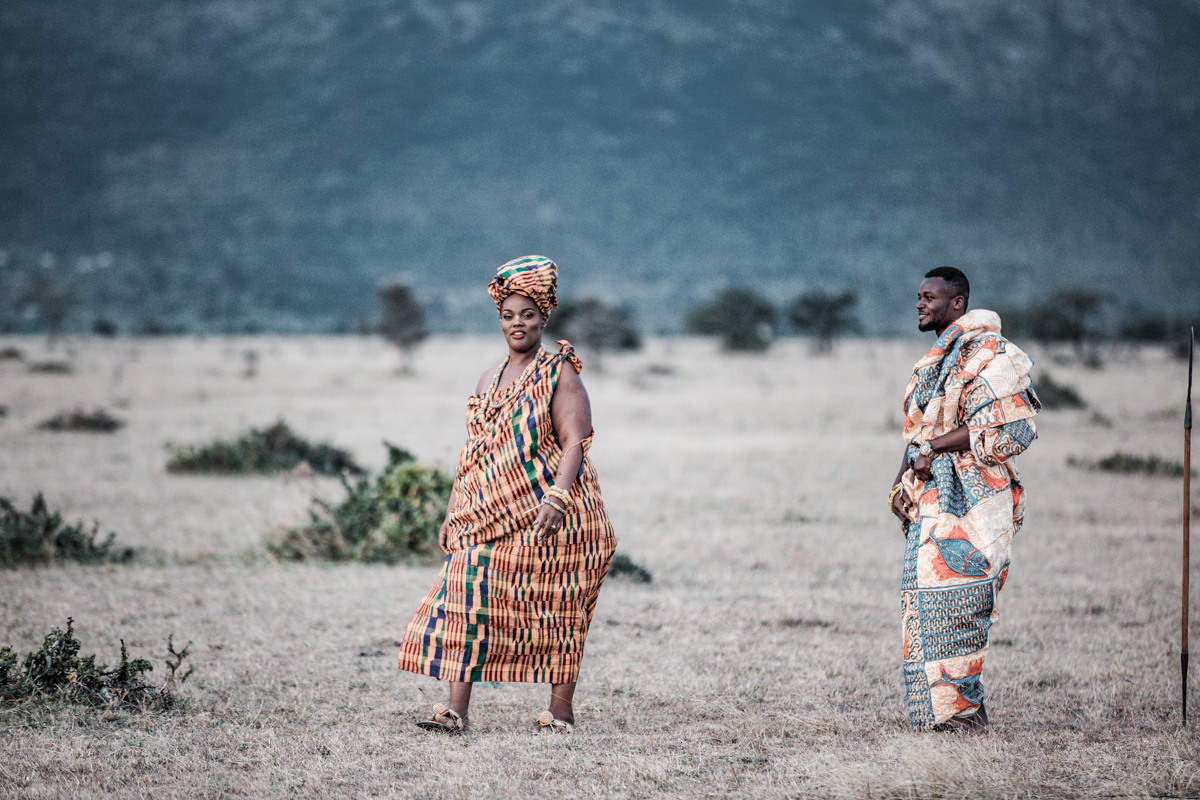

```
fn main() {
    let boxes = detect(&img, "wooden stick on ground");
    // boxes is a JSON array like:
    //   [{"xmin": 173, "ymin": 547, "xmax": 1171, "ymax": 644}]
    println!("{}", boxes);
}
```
[{"xmin": 1184, "ymin": 327, "xmax": 1194, "ymax": 725}]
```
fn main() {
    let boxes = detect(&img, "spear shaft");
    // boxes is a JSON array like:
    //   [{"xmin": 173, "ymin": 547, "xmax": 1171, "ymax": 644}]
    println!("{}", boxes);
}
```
[{"xmin": 1185, "ymin": 327, "xmax": 1194, "ymax": 725}]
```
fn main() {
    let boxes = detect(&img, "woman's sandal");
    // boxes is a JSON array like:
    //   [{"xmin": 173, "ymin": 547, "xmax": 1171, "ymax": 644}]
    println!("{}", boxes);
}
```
[
  {"xmin": 535, "ymin": 711, "xmax": 573, "ymax": 734},
  {"xmin": 416, "ymin": 703, "xmax": 468, "ymax": 734}
]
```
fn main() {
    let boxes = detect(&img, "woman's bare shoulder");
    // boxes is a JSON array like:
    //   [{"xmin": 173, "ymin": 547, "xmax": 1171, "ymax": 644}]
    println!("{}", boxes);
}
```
[
  {"xmin": 475, "ymin": 367, "xmax": 497, "ymax": 396},
  {"xmin": 556, "ymin": 361, "xmax": 585, "ymax": 390}
]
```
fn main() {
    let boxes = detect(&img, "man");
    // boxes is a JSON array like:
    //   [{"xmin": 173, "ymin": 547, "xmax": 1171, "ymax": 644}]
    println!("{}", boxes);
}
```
[{"xmin": 888, "ymin": 267, "xmax": 1040, "ymax": 732}]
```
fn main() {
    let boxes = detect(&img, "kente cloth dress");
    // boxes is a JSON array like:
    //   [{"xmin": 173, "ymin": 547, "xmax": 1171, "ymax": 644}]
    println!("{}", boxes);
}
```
[
  {"xmin": 398, "ymin": 341, "xmax": 615, "ymax": 684},
  {"xmin": 898, "ymin": 310, "xmax": 1040, "ymax": 730}
]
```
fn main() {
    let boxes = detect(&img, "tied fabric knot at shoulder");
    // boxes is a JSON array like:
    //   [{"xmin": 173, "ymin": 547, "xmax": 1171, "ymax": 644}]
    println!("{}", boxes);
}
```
[{"xmin": 459, "ymin": 340, "xmax": 586, "ymax": 480}]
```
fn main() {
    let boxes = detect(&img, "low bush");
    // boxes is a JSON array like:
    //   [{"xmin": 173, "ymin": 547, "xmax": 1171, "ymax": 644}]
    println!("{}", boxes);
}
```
[
  {"xmin": 0, "ymin": 619, "xmax": 188, "ymax": 711},
  {"xmin": 1031, "ymin": 373, "xmax": 1085, "ymax": 410},
  {"xmin": 1068, "ymin": 453, "xmax": 1194, "ymax": 478},
  {"xmin": 27, "ymin": 360, "xmax": 72, "ymax": 374},
  {"xmin": 269, "ymin": 444, "xmax": 451, "ymax": 564},
  {"xmin": 0, "ymin": 346, "xmax": 22, "ymax": 360},
  {"xmin": 37, "ymin": 408, "xmax": 125, "ymax": 432},
  {"xmin": 609, "ymin": 553, "xmax": 653, "ymax": 583},
  {"xmin": 166, "ymin": 420, "xmax": 363, "ymax": 476},
  {"xmin": 1, "ymin": 494, "xmax": 135, "ymax": 568}
]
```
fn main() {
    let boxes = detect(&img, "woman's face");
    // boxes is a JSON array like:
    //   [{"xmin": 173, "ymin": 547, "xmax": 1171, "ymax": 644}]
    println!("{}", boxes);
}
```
[{"xmin": 499, "ymin": 294, "xmax": 546, "ymax": 354}]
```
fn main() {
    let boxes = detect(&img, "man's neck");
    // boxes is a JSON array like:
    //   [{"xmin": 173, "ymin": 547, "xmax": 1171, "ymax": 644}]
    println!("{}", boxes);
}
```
[{"xmin": 935, "ymin": 311, "xmax": 967, "ymax": 338}]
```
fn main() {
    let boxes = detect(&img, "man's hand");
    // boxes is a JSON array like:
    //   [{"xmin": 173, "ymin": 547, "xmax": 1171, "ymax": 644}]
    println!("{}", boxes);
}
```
[{"xmin": 911, "ymin": 453, "xmax": 934, "ymax": 482}]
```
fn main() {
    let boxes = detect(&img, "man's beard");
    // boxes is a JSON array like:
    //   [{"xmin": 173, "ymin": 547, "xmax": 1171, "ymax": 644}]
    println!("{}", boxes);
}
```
[{"xmin": 917, "ymin": 316, "xmax": 940, "ymax": 332}]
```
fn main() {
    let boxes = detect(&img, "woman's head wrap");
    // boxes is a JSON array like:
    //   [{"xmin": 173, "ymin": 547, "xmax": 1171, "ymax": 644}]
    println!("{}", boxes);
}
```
[{"xmin": 487, "ymin": 256, "xmax": 557, "ymax": 318}]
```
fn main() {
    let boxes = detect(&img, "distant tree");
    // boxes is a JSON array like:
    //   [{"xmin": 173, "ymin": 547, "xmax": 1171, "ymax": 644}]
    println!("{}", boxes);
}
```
[
  {"xmin": 21, "ymin": 269, "xmax": 74, "ymax": 348},
  {"xmin": 378, "ymin": 281, "xmax": 428, "ymax": 373},
  {"xmin": 786, "ymin": 289, "xmax": 858, "ymax": 354},
  {"xmin": 1030, "ymin": 289, "xmax": 1111, "ymax": 367},
  {"xmin": 1121, "ymin": 314, "xmax": 1196, "ymax": 361},
  {"xmin": 684, "ymin": 288, "xmax": 776, "ymax": 352},
  {"xmin": 92, "ymin": 318, "xmax": 118, "ymax": 337},
  {"xmin": 545, "ymin": 298, "xmax": 641, "ymax": 372}
]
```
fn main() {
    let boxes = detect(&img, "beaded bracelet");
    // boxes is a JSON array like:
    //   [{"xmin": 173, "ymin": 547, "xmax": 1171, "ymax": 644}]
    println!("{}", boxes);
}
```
[
  {"xmin": 546, "ymin": 486, "xmax": 572, "ymax": 511},
  {"xmin": 887, "ymin": 484, "xmax": 904, "ymax": 514},
  {"xmin": 541, "ymin": 496, "xmax": 567, "ymax": 514}
]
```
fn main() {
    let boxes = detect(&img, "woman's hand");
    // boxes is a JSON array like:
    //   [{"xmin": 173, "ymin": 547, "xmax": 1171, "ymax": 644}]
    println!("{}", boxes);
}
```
[
  {"xmin": 438, "ymin": 520, "xmax": 452, "ymax": 554},
  {"xmin": 891, "ymin": 486, "xmax": 916, "ymax": 529},
  {"xmin": 532, "ymin": 504, "xmax": 566, "ymax": 544}
]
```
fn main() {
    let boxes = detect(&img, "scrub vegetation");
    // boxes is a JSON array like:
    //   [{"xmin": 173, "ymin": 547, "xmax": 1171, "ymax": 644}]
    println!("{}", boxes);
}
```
[
  {"xmin": 1030, "ymin": 373, "xmax": 1085, "ymax": 410},
  {"xmin": 0, "ymin": 335, "xmax": 1194, "ymax": 799},
  {"xmin": 1069, "ymin": 452, "xmax": 1195, "ymax": 478},
  {"xmin": 269, "ymin": 444, "xmax": 451, "ymax": 564},
  {"xmin": 608, "ymin": 552, "xmax": 653, "ymax": 583},
  {"xmin": 165, "ymin": 420, "xmax": 363, "ymax": 476},
  {"xmin": 0, "ymin": 619, "xmax": 187, "ymax": 711},
  {"xmin": 1, "ymin": 494, "xmax": 134, "ymax": 568},
  {"xmin": 37, "ymin": 407, "xmax": 125, "ymax": 432}
]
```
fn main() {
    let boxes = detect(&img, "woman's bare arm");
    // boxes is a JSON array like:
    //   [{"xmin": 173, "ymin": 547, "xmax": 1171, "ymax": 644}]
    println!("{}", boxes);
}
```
[{"xmin": 532, "ymin": 364, "xmax": 592, "ymax": 543}]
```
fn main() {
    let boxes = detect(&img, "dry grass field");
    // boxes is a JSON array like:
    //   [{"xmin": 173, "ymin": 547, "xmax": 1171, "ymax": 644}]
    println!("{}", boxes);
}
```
[{"xmin": 1, "ymin": 333, "xmax": 1197, "ymax": 799}]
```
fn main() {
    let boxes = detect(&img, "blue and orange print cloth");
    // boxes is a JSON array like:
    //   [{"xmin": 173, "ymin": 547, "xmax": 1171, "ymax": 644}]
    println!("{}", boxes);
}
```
[{"xmin": 898, "ymin": 310, "xmax": 1040, "ymax": 730}]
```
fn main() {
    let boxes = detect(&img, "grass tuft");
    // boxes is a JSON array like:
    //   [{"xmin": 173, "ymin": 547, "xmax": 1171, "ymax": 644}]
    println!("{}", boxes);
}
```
[
  {"xmin": 0, "ymin": 493, "xmax": 136, "ymax": 568},
  {"xmin": 269, "ymin": 444, "xmax": 450, "ymax": 564},
  {"xmin": 37, "ymin": 407, "xmax": 125, "ymax": 432},
  {"xmin": 1069, "ymin": 452, "xmax": 1194, "ymax": 478},
  {"xmin": 166, "ymin": 420, "xmax": 363, "ymax": 476},
  {"xmin": 609, "ymin": 552, "xmax": 653, "ymax": 583},
  {"xmin": 27, "ymin": 360, "xmax": 72, "ymax": 374},
  {"xmin": 0, "ymin": 619, "xmax": 182, "ymax": 711},
  {"xmin": 1031, "ymin": 372, "xmax": 1085, "ymax": 410}
]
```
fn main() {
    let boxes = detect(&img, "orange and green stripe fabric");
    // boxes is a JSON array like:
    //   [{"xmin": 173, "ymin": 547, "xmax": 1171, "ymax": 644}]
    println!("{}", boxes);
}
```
[{"xmin": 398, "ymin": 341, "xmax": 615, "ymax": 683}]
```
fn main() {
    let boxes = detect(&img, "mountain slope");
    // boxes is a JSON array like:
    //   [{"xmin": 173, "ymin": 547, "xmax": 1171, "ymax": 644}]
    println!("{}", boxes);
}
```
[{"xmin": 1, "ymin": 0, "xmax": 1197, "ymax": 333}]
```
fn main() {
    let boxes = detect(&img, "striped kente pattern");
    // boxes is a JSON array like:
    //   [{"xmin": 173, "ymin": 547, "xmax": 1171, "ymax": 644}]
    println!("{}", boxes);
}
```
[{"xmin": 398, "ymin": 341, "xmax": 615, "ymax": 683}]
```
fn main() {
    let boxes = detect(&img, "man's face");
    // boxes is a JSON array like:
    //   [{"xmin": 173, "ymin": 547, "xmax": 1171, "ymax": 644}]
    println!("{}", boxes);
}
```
[{"xmin": 916, "ymin": 277, "xmax": 964, "ymax": 333}]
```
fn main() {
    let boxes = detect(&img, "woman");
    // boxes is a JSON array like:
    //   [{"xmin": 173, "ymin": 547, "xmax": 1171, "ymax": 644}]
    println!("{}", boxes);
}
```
[{"xmin": 398, "ymin": 255, "xmax": 616, "ymax": 734}]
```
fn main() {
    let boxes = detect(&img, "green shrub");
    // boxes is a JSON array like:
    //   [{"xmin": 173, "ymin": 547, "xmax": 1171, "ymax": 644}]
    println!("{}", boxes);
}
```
[
  {"xmin": 37, "ymin": 407, "xmax": 125, "ymax": 432},
  {"xmin": 0, "ymin": 619, "xmax": 184, "ymax": 710},
  {"xmin": 270, "ymin": 444, "xmax": 451, "ymax": 564},
  {"xmin": 166, "ymin": 420, "xmax": 363, "ymax": 476},
  {"xmin": 1031, "ymin": 373, "xmax": 1085, "ymax": 410},
  {"xmin": 27, "ymin": 360, "xmax": 72, "ymax": 374},
  {"xmin": 0, "ymin": 494, "xmax": 135, "ymax": 568},
  {"xmin": 1068, "ymin": 453, "xmax": 1195, "ymax": 478},
  {"xmin": 609, "ymin": 553, "xmax": 652, "ymax": 583}
]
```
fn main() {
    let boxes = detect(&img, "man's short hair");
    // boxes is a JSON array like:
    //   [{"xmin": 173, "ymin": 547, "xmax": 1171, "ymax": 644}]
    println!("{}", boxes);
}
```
[{"xmin": 924, "ymin": 266, "xmax": 970, "ymax": 306}]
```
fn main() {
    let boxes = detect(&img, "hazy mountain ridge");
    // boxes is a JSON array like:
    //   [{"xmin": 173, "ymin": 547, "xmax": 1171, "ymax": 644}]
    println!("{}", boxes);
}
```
[{"xmin": 1, "ymin": 0, "xmax": 1197, "ymax": 334}]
